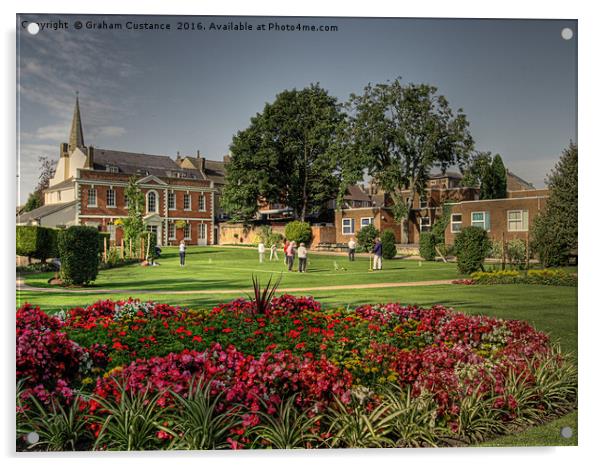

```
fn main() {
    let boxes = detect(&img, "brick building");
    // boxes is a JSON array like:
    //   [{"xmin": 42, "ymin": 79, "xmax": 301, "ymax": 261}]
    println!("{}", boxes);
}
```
[
  {"xmin": 17, "ymin": 96, "xmax": 217, "ymax": 246},
  {"xmin": 336, "ymin": 171, "xmax": 548, "ymax": 247}
]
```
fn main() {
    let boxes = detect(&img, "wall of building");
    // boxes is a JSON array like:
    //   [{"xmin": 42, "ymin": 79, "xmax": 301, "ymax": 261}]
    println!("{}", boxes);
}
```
[
  {"xmin": 444, "ymin": 195, "xmax": 549, "ymax": 244},
  {"xmin": 335, "ymin": 207, "xmax": 402, "ymax": 244}
]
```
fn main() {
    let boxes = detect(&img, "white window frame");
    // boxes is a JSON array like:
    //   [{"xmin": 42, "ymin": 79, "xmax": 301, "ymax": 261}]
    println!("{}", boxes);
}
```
[
  {"xmin": 342, "ymin": 218, "xmax": 355, "ymax": 235},
  {"xmin": 198, "ymin": 223, "xmax": 207, "ymax": 240},
  {"xmin": 183, "ymin": 193, "xmax": 191, "ymax": 211},
  {"xmin": 198, "ymin": 194, "xmax": 206, "ymax": 211},
  {"xmin": 451, "ymin": 213, "xmax": 463, "ymax": 233},
  {"xmin": 471, "ymin": 211, "xmax": 489, "ymax": 231},
  {"xmin": 360, "ymin": 217, "xmax": 374, "ymax": 229},
  {"xmin": 184, "ymin": 222, "xmax": 191, "ymax": 240},
  {"xmin": 168, "ymin": 222, "xmax": 176, "ymax": 240},
  {"xmin": 168, "ymin": 191, "xmax": 175, "ymax": 210},
  {"xmin": 419, "ymin": 216, "xmax": 431, "ymax": 232},
  {"xmin": 147, "ymin": 190, "xmax": 158, "ymax": 213},
  {"xmin": 507, "ymin": 210, "xmax": 529, "ymax": 232},
  {"xmin": 419, "ymin": 196, "xmax": 428, "ymax": 209},
  {"xmin": 87, "ymin": 187, "xmax": 97, "ymax": 207},
  {"xmin": 106, "ymin": 188, "xmax": 116, "ymax": 208}
]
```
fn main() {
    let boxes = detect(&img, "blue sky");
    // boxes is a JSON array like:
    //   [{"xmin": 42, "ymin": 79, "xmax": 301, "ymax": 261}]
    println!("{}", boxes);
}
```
[{"xmin": 17, "ymin": 15, "xmax": 577, "ymax": 203}]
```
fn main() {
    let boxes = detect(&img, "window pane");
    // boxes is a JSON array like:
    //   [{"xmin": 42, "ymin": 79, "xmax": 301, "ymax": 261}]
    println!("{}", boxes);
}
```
[{"xmin": 472, "ymin": 212, "xmax": 483, "ymax": 221}]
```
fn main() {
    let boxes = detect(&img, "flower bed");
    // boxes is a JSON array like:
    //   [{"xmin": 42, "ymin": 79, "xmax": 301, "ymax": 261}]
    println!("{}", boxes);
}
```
[{"xmin": 16, "ymin": 296, "xmax": 577, "ymax": 450}]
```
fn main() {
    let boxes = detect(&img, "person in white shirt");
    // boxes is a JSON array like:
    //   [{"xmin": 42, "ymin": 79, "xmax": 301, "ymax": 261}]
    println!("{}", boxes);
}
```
[
  {"xmin": 297, "ymin": 242, "xmax": 308, "ymax": 273},
  {"xmin": 348, "ymin": 237, "xmax": 357, "ymax": 261},
  {"xmin": 179, "ymin": 240, "xmax": 186, "ymax": 267},
  {"xmin": 270, "ymin": 243, "xmax": 278, "ymax": 261},
  {"xmin": 258, "ymin": 242, "xmax": 266, "ymax": 263}
]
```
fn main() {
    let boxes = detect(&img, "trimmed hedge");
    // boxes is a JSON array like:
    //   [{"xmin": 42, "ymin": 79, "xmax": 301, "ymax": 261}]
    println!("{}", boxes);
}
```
[
  {"xmin": 454, "ymin": 226, "xmax": 491, "ymax": 274},
  {"xmin": 16, "ymin": 225, "xmax": 58, "ymax": 262},
  {"xmin": 380, "ymin": 229, "xmax": 397, "ymax": 260},
  {"xmin": 284, "ymin": 221, "xmax": 312, "ymax": 245},
  {"xmin": 356, "ymin": 224, "xmax": 378, "ymax": 253},
  {"xmin": 419, "ymin": 232, "xmax": 436, "ymax": 261},
  {"xmin": 58, "ymin": 226, "xmax": 100, "ymax": 285},
  {"xmin": 471, "ymin": 269, "xmax": 577, "ymax": 287}
]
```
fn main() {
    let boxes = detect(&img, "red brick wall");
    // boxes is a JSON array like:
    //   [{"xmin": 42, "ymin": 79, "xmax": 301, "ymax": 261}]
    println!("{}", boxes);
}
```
[
  {"xmin": 335, "ymin": 208, "xmax": 401, "ymax": 244},
  {"xmin": 445, "ymin": 196, "xmax": 549, "ymax": 244}
]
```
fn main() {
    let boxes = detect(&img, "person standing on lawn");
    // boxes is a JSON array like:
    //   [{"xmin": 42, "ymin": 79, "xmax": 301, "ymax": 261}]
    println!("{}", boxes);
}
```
[
  {"xmin": 286, "ymin": 241, "xmax": 296, "ymax": 271},
  {"xmin": 270, "ymin": 243, "xmax": 279, "ymax": 261},
  {"xmin": 283, "ymin": 240, "xmax": 289, "ymax": 265},
  {"xmin": 179, "ymin": 240, "xmax": 186, "ymax": 267},
  {"xmin": 258, "ymin": 242, "xmax": 266, "ymax": 263},
  {"xmin": 297, "ymin": 242, "xmax": 308, "ymax": 273},
  {"xmin": 373, "ymin": 237, "xmax": 383, "ymax": 271},
  {"xmin": 348, "ymin": 237, "xmax": 356, "ymax": 261}
]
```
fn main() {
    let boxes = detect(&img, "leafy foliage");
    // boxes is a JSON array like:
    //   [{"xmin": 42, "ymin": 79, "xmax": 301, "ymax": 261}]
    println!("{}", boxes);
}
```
[
  {"xmin": 380, "ymin": 229, "xmax": 397, "ymax": 259},
  {"xmin": 356, "ymin": 223, "xmax": 378, "ymax": 252},
  {"xmin": 57, "ymin": 226, "xmax": 100, "ymax": 285},
  {"xmin": 23, "ymin": 191, "xmax": 43, "ymax": 212},
  {"xmin": 284, "ymin": 220, "xmax": 312, "ymax": 244},
  {"xmin": 471, "ymin": 269, "xmax": 577, "ymax": 286},
  {"xmin": 343, "ymin": 78, "xmax": 473, "ymax": 242},
  {"xmin": 121, "ymin": 177, "xmax": 145, "ymax": 245},
  {"xmin": 454, "ymin": 226, "xmax": 491, "ymax": 274},
  {"xmin": 222, "ymin": 84, "xmax": 346, "ymax": 221},
  {"xmin": 532, "ymin": 143, "xmax": 578, "ymax": 266},
  {"xmin": 419, "ymin": 232, "xmax": 437, "ymax": 261},
  {"xmin": 16, "ymin": 225, "xmax": 58, "ymax": 262},
  {"xmin": 461, "ymin": 152, "xmax": 507, "ymax": 199}
]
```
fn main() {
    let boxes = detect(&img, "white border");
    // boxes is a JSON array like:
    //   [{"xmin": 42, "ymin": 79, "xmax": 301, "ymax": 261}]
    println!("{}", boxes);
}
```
[{"xmin": 4, "ymin": 2, "xmax": 600, "ymax": 466}]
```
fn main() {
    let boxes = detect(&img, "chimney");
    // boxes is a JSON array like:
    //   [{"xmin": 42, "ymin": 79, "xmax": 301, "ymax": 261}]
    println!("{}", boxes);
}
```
[
  {"xmin": 84, "ymin": 146, "xmax": 95, "ymax": 169},
  {"xmin": 223, "ymin": 154, "xmax": 231, "ymax": 164},
  {"xmin": 177, "ymin": 151, "xmax": 180, "ymax": 157},
  {"xmin": 200, "ymin": 157, "xmax": 206, "ymax": 171},
  {"xmin": 197, "ymin": 150, "xmax": 200, "ymax": 159}
]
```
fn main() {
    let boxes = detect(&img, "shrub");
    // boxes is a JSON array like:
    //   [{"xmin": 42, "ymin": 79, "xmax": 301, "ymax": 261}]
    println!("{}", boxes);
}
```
[
  {"xmin": 284, "ymin": 221, "xmax": 312, "ymax": 244},
  {"xmin": 57, "ymin": 226, "xmax": 100, "ymax": 285},
  {"xmin": 380, "ymin": 230, "xmax": 397, "ymax": 260},
  {"xmin": 16, "ymin": 225, "xmax": 58, "ymax": 262},
  {"xmin": 471, "ymin": 269, "xmax": 577, "ymax": 286},
  {"xmin": 419, "ymin": 232, "xmax": 436, "ymax": 261},
  {"xmin": 454, "ymin": 226, "xmax": 491, "ymax": 274},
  {"xmin": 258, "ymin": 225, "xmax": 284, "ymax": 247},
  {"xmin": 356, "ymin": 224, "xmax": 378, "ymax": 253}
]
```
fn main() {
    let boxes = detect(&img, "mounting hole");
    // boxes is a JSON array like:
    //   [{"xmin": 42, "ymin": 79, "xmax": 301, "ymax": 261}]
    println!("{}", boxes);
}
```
[
  {"xmin": 26, "ymin": 431, "xmax": 40, "ymax": 444},
  {"xmin": 26, "ymin": 22, "xmax": 40, "ymax": 35},
  {"xmin": 561, "ymin": 28, "xmax": 573, "ymax": 40},
  {"xmin": 560, "ymin": 426, "xmax": 573, "ymax": 438}
]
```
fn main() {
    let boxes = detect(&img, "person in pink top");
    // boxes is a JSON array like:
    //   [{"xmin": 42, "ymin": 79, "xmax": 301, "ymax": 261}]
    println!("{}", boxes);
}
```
[{"xmin": 286, "ymin": 241, "xmax": 296, "ymax": 271}]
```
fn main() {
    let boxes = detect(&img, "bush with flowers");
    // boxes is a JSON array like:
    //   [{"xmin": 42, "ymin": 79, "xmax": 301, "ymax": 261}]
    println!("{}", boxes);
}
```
[{"xmin": 16, "ymin": 294, "xmax": 577, "ymax": 450}]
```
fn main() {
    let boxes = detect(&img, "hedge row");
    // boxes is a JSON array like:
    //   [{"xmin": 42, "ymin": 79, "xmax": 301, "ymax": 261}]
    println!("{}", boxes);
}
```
[
  {"xmin": 471, "ymin": 269, "xmax": 577, "ymax": 286},
  {"xmin": 16, "ymin": 225, "xmax": 58, "ymax": 262}
]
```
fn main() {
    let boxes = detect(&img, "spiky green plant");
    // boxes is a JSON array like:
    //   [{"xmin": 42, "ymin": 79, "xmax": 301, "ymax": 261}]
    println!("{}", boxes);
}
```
[
  {"xmin": 381, "ymin": 385, "xmax": 446, "ymax": 447},
  {"xmin": 22, "ymin": 394, "xmax": 92, "ymax": 451},
  {"xmin": 249, "ymin": 274, "xmax": 282, "ymax": 315},
  {"xmin": 91, "ymin": 382, "xmax": 168, "ymax": 451},
  {"xmin": 16, "ymin": 379, "xmax": 32, "ymax": 449},
  {"xmin": 248, "ymin": 396, "xmax": 321, "ymax": 449},
  {"xmin": 161, "ymin": 377, "xmax": 240, "ymax": 450},
  {"xmin": 454, "ymin": 388, "xmax": 507, "ymax": 444},
  {"xmin": 324, "ymin": 396, "xmax": 396, "ymax": 448}
]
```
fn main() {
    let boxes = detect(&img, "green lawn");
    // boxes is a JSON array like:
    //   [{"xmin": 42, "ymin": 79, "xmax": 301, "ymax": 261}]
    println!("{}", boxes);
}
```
[
  {"xmin": 22, "ymin": 246, "xmax": 461, "ymax": 291},
  {"xmin": 16, "ymin": 245, "xmax": 578, "ymax": 447}
]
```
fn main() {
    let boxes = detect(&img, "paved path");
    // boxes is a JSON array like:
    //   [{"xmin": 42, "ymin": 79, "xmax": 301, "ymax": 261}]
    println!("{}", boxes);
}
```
[{"xmin": 16, "ymin": 278, "xmax": 455, "ymax": 295}]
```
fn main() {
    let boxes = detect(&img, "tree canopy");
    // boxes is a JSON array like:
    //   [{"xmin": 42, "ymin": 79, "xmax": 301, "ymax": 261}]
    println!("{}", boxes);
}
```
[
  {"xmin": 532, "ymin": 143, "xmax": 578, "ymax": 266},
  {"xmin": 342, "ymin": 79, "xmax": 474, "ymax": 242},
  {"xmin": 121, "ymin": 177, "xmax": 145, "ymax": 243},
  {"xmin": 461, "ymin": 151, "xmax": 507, "ymax": 199},
  {"xmin": 222, "ymin": 84, "xmax": 346, "ymax": 222}
]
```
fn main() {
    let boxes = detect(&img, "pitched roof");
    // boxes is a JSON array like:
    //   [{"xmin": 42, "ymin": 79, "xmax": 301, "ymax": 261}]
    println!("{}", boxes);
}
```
[
  {"xmin": 506, "ymin": 170, "xmax": 535, "ymax": 190},
  {"xmin": 344, "ymin": 184, "xmax": 372, "ymax": 202},
  {"xmin": 429, "ymin": 170, "xmax": 463, "ymax": 179},
  {"xmin": 93, "ymin": 149, "xmax": 199, "ymax": 179},
  {"xmin": 16, "ymin": 201, "xmax": 76, "ymax": 224},
  {"xmin": 180, "ymin": 156, "xmax": 226, "ymax": 185}
]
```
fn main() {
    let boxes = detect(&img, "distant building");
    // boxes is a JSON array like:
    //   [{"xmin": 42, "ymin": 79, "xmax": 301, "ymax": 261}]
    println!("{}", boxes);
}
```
[{"xmin": 17, "ymin": 96, "xmax": 217, "ymax": 246}]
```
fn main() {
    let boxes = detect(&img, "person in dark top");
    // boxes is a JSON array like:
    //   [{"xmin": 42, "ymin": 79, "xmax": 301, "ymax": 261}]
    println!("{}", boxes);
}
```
[{"xmin": 373, "ymin": 237, "xmax": 383, "ymax": 270}]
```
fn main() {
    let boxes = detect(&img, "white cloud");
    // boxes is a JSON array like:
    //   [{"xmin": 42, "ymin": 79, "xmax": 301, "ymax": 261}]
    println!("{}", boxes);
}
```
[{"xmin": 93, "ymin": 126, "xmax": 126, "ymax": 138}]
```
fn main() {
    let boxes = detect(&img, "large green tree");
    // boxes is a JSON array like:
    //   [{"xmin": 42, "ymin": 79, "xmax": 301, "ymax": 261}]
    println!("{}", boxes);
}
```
[
  {"xmin": 461, "ymin": 151, "xmax": 507, "ymax": 199},
  {"xmin": 344, "ymin": 79, "xmax": 474, "ymax": 243},
  {"xmin": 222, "ymin": 84, "xmax": 345, "ymax": 222},
  {"xmin": 532, "ymin": 143, "xmax": 578, "ymax": 266}
]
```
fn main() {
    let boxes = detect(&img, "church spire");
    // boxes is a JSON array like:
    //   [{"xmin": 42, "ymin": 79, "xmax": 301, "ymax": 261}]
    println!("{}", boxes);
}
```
[{"xmin": 68, "ymin": 92, "xmax": 85, "ymax": 151}]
